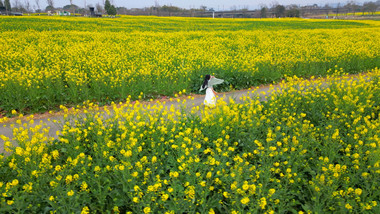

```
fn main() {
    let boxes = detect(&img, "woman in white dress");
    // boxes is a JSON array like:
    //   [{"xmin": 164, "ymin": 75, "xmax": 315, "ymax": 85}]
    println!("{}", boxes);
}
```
[{"xmin": 200, "ymin": 75, "xmax": 224, "ymax": 108}]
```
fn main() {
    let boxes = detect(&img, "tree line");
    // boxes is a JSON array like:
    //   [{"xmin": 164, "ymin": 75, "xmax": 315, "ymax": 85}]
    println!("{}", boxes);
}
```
[
  {"xmin": 0, "ymin": 0, "xmax": 117, "ymax": 15},
  {"xmin": 0, "ymin": 0, "xmax": 379, "ymax": 18}
]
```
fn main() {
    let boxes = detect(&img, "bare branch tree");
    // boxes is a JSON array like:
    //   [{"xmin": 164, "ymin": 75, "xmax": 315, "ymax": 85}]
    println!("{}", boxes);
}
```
[
  {"xmin": 363, "ymin": 2, "xmax": 378, "ymax": 15},
  {"xmin": 46, "ymin": 0, "xmax": 54, "ymax": 8},
  {"xmin": 96, "ymin": 2, "xmax": 103, "ymax": 13},
  {"xmin": 24, "ymin": 0, "xmax": 31, "ymax": 12},
  {"xmin": 14, "ymin": 0, "xmax": 20, "ymax": 10},
  {"xmin": 270, "ymin": 1, "xmax": 279, "ymax": 9},
  {"xmin": 35, "ymin": 0, "xmax": 40, "ymax": 10},
  {"xmin": 350, "ymin": 1, "xmax": 359, "ymax": 15}
]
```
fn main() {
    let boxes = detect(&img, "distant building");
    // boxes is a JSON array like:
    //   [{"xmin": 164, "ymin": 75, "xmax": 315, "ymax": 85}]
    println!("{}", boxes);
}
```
[
  {"xmin": 0, "ymin": 6, "xmax": 7, "ymax": 15},
  {"xmin": 89, "ymin": 7, "xmax": 102, "ymax": 17},
  {"xmin": 11, "ymin": 12, "xmax": 23, "ymax": 16}
]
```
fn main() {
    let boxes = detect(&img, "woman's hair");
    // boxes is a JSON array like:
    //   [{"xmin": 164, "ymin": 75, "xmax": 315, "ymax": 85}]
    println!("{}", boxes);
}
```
[{"xmin": 202, "ymin": 74, "xmax": 211, "ymax": 90}]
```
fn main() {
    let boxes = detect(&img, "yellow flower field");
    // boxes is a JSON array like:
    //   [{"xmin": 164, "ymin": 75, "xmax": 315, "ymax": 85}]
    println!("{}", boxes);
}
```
[
  {"xmin": 0, "ymin": 68, "xmax": 379, "ymax": 213},
  {"xmin": 0, "ymin": 16, "xmax": 379, "ymax": 213},
  {"xmin": 0, "ymin": 16, "xmax": 379, "ymax": 115}
]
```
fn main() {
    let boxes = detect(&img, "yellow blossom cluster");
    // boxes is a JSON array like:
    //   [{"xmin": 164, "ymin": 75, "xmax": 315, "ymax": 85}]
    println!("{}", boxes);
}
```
[
  {"xmin": 0, "ymin": 16, "xmax": 379, "ymax": 114},
  {"xmin": 0, "ymin": 68, "xmax": 379, "ymax": 212}
]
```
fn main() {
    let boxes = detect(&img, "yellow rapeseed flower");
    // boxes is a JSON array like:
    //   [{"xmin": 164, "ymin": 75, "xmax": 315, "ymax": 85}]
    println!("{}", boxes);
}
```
[
  {"xmin": 143, "ymin": 207, "xmax": 151, "ymax": 214},
  {"xmin": 241, "ymin": 197, "xmax": 250, "ymax": 205},
  {"xmin": 67, "ymin": 190, "xmax": 74, "ymax": 197}
]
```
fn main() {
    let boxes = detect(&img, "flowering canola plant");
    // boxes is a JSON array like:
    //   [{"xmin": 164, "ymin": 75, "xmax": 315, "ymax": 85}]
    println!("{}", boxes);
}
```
[
  {"xmin": 0, "ymin": 68, "xmax": 379, "ymax": 213},
  {"xmin": 0, "ymin": 16, "xmax": 380, "ymax": 115}
]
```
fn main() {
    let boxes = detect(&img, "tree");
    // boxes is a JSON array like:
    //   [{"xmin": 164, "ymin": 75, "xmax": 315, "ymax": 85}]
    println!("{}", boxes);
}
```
[
  {"xmin": 286, "ymin": 5, "xmax": 300, "ymax": 17},
  {"xmin": 351, "ymin": 2, "xmax": 360, "ymax": 15},
  {"xmin": 343, "ymin": 1, "xmax": 359, "ymax": 15},
  {"xmin": 46, "ymin": 0, "xmax": 54, "ymax": 9},
  {"xmin": 274, "ymin": 5, "xmax": 285, "ymax": 17},
  {"xmin": 63, "ymin": 4, "xmax": 78, "ymax": 10},
  {"xmin": 4, "ymin": 0, "xmax": 11, "ymax": 11},
  {"xmin": 161, "ymin": 5, "xmax": 181, "ymax": 12},
  {"xmin": 343, "ymin": 2, "xmax": 351, "ymax": 15},
  {"xmin": 323, "ymin": 4, "xmax": 332, "ymax": 16},
  {"xmin": 161, "ymin": 5, "xmax": 181, "ymax": 16},
  {"xmin": 13, "ymin": 0, "xmax": 19, "ymax": 11},
  {"xmin": 108, "ymin": 5, "xmax": 116, "ymax": 15},
  {"xmin": 363, "ymin": 2, "xmax": 378, "ymax": 15},
  {"xmin": 35, "ymin": 0, "xmax": 40, "ymax": 10},
  {"xmin": 104, "ymin": 0, "xmax": 116, "ymax": 15},
  {"xmin": 336, "ymin": 3, "xmax": 340, "ymax": 17},
  {"xmin": 116, "ymin": 6, "xmax": 127, "ymax": 15},
  {"xmin": 104, "ymin": 0, "xmax": 110, "ymax": 12},
  {"xmin": 69, "ymin": 0, "xmax": 73, "ymax": 14},
  {"xmin": 96, "ymin": 2, "xmax": 103, "ymax": 14},
  {"xmin": 260, "ymin": 7, "xmax": 267, "ymax": 18},
  {"xmin": 24, "ymin": 0, "xmax": 31, "ymax": 12},
  {"xmin": 13, "ymin": 0, "xmax": 28, "ymax": 12},
  {"xmin": 154, "ymin": 0, "xmax": 160, "ymax": 15},
  {"xmin": 0, "ymin": 0, "xmax": 3, "ymax": 7}
]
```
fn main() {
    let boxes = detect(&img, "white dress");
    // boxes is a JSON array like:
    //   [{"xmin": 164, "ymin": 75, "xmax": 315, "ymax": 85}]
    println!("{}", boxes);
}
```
[
  {"xmin": 200, "ymin": 77, "xmax": 224, "ymax": 108},
  {"xmin": 204, "ymin": 87, "xmax": 216, "ymax": 107}
]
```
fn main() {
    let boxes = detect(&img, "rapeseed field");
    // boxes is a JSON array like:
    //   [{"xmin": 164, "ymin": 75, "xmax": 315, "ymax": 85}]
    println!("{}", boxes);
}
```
[
  {"xmin": 0, "ymin": 68, "xmax": 379, "ymax": 213},
  {"xmin": 0, "ymin": 16, "xmax": 379, "ymax": 114},
  {"xmin": 0, "ymin": 16, "xmax": 379, "ymax": 213}
]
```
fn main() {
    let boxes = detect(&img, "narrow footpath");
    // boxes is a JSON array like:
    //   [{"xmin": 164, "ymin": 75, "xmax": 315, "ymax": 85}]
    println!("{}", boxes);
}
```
[{"xmin": 0, "ymin": 73, "xmax": 368, "ymax": 154}]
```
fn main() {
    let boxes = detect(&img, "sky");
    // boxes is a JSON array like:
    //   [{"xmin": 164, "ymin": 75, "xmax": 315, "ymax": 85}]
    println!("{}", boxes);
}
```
[{"xmin": 32, "ymin": 0, "xmax": 371, "ymax": 11}]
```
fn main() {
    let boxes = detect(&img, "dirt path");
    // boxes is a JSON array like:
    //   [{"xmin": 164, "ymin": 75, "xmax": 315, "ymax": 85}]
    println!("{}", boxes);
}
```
[
  {"xmin": 0, "ymin": 73, "xmax": 369, "ymax": 154},
  {"xmin": 0, "ymin": 83, "xmax": 280, "ymax": 154}
]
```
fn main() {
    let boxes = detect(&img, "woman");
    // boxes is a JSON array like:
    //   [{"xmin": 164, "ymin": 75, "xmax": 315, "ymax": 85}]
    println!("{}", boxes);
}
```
[{"xmin": 200, "ymin": 75, "xmax": 224, "ymax": 108}]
